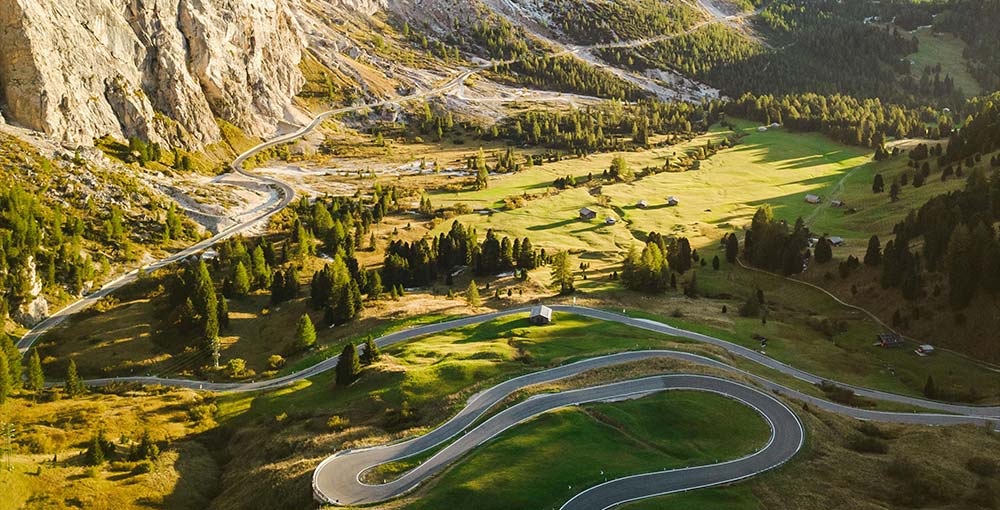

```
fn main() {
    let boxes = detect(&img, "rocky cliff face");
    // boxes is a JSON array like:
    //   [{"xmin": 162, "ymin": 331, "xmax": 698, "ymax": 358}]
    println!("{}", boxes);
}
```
[{"xmin": 0, "ymin": 0, "xmax": 306, "ymax": 149}]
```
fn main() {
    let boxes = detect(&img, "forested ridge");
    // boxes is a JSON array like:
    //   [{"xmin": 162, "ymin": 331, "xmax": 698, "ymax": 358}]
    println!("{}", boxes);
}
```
[
  {"xmin": 597, "ymin": 0, "xmax": 969, "ymax": 105},
  {"xmin": 0, "ymin": 135, "xmax": 188, "ymax": 329},
  {"xmin": 544, "ymin": 0, "xmax": 702, "ymax": 45}
]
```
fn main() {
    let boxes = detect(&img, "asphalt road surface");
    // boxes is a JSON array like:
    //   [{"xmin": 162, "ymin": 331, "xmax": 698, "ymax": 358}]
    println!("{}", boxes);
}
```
[
  {"xmin": 16, "ymin": 70, "xmax": 474, "ymax": 355},
  {"xmin": 309, "ymin": 346, "xmax": 998, "ymax": 508},
  {"xmin": 312, "ymin": 373, "xmax": 804, "ymax": 508}
]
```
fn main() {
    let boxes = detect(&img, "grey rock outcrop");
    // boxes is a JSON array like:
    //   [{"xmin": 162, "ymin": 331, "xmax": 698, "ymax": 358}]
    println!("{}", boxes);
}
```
[{"xmin": 0, "ymin": 0, "xmax": 306, "ymax": 149}]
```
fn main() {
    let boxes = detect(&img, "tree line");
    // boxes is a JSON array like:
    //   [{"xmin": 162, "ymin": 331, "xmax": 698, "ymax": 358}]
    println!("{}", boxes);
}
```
[{"xmin": 383, "ymin": 221, "xmax": 542, "ymax": 289}]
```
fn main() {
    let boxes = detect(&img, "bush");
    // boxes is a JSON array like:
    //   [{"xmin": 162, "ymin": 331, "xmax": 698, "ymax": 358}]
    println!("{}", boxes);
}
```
[
  {"xmin": 967, "ymin": 456, "xmax": 998, "ymax": 477},
  {"xmin": 817, "ymin": 381, "xmax": 875, "ymax": 407},
  {"xmin": 227, "ymin": 358, "xmax": 247, "ymax": 378},
  {"xmin": 21, "ymin": 432, "xmax": 57, "ymax": 454},
  {"xmin": 188, "ymin": 403, "xmax": 218, "ymax": 426},
  {"xmin": 131, "ymin": 460, "xmax": 154, "ymax": 475},
  {"xmin": 887, "ymin": 456, "xmax": 918, "ymax": 479},
  {"xmin": 267, "ymin": 355, "xmax": 286, "ymax": 370},
  {"xmin": 856, "ymin": 421, "xmax": 893, "ymax": 440},
  {"xmin": 327, "ymin": 415, "xmax": 350, "ymax": 432},
  {"xmin": 847, "ymin": 434, "xmax": 889, "ymax": 454}
]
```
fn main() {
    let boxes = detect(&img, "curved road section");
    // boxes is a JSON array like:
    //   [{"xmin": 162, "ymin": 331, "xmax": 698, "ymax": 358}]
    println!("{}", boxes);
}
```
[
  {"xmin": 16, "ymin": 71, "xmax": 474, "ymax": 355},
  {"xmin": 311, "ymin": 346, "xmax": 998, "ymax": 508},
  {"xmin": 313, "ymin": 373, "xmax": 803, "ymax": 508}
]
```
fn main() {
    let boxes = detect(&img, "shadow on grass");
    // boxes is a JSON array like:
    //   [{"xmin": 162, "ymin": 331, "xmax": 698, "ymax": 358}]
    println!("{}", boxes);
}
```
[{"xmin": 527, "ymin": 218, "xmax": 580, "ymax": 231}]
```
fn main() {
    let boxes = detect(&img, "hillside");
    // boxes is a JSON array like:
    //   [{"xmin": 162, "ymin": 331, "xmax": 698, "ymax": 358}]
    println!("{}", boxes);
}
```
[{"xmin": 3, "ymin": 1, "xmax": 1000, "ymax": 510}]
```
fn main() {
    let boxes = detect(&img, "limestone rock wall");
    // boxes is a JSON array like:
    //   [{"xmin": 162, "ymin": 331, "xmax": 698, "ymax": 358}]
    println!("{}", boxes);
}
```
[{"xmin": 0, "ymin": 0, "xmax": 306, "ymax": 148}]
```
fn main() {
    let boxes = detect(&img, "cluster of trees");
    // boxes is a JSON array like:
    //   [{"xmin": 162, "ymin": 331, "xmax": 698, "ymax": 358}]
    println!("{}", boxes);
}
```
[
  {"xmin": 598, "ymin": 0, "xmax": 964, "ymax": 104},
  {"xmin": 620, "ymin": 233, "xmax": 697, "ymax": 293},
  {"xmin": 726, "ymin": 93, "xmax": 938, "ymax": 148},
  {"xmin": 878, "ymin": 169, "xmax": 1000, "ymax": 310},
  {"xmin": 465, "ymin": 15, "xmax": 646, "ymax": 101},
  {"xmin": 0, "ymin": 184, "xmax": 119, "ymax": 318},
  {"xmin": 743, "ymin": 206, "xmax": 810, "ymax": 275},
  {"xmin": 934, "ymin": 0, "xmax": 1000, "ymax": 92},
  {"xmin": 309, "ymin": 254, "xmax": 367, "ymax": 328},
  {"xmin": 166, "ymin": 260, "xmax": 226, "ymax": 365},
  {"xmin": 335, "ymin": 336, "xmax": 381, "ymax": 387},
  {"xmin": 941, "ymin": 93, "xmax": 1000, "ymax": 166},
  {"xmin": 0, "ymin": 332, "xmax": 49, "ymax": 404},
  {"xmin": 496, "ymin": 101, "xmax": 722, "ymax": 153},
  {"xmin": 382, "ymin": 222, "xmax": 542, "ymax": 289},
  {"xmin": 83, "ymin": 429, "xmax": 159, "ymax": 468},
  {"xmin": 598, "ymin": 24, "xmax": 762, "ymax": 84},
  {"xmin": 496, "ymin": 55, "xmax": 647, "ymax": 102},
  {"xmin": 544, "ymin": 0, "xmax": 701, "ymax": 45}
]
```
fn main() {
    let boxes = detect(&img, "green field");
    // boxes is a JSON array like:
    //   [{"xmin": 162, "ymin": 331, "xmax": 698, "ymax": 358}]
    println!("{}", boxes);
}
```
[
  {"xmin": 634, "ymin": 256, "xmax": 1000, "ymax": 403},
  {"xmin": 429, "ymin": 122, "xmax": 872, "ymax": 260},
  {"xmin": 907, "ymin": 26, "xmax": 982, "ymax": 96},
  {"xmin": 400, "ymin": 391, "xmax": 770, "ymax": 510},
  {"xmin": 216, "ymin": 314, "xmax": 701, "ymax": 422}
]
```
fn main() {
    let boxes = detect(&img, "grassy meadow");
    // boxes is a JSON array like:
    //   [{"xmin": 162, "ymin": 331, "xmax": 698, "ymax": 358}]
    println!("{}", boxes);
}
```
[{"xmin": 398, "ymin": 391, "xmax": 770, "ymax": 510}]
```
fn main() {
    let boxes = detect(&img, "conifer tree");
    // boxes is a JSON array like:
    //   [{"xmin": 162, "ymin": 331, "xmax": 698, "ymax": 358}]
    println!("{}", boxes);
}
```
[
  {"xmin": 27, "ymin": 349, "xmax": 44, "ymax": 393},
  {"xmin": 296, "ymin": 314, "xmax": 317, "ymax": 350},
  {"xmin": 65, "ymin": 359, "xmax": 83, "ymax": 397},
  {"xmin": 362, "ymin": 336, "xmax": 381, "ymax": 365},
  {"xmin": 0, "ymin": 354, "xmax": 9, "ymax": 405},
  {"xmin": 466, "ymin": 280, "xmax": 481, "ymax": 307},
  {"xmin": 0, "ymin": 332, "xmax": 21, "ymax": 390},
  {"xmin": 336, "ymin": 343, "xmax": 360, "ymax": 387},
  {"xmin": 232, "ymin": 262, "xmax": 251, "ymax": 297}
]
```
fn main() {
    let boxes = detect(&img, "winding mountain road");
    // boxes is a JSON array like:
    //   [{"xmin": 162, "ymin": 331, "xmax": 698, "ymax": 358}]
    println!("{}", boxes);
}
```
[
  {"xmin": 309, "ymin": 338, "xmax": 998, "ymax": 508},
  {"xmin": 14, "ymin": 12, "xmax": 1000, "ymax": 508},
  {"xmin": 64, "ymin": 305, "xmax": 1000, "ymax": 507},
  {"xmin": 16, "ymin": 70, "xmax": 474, "ymax": 355},
  {"xmin": 313, "ymin": 371, "xmax": 805, "ymax": 508}
]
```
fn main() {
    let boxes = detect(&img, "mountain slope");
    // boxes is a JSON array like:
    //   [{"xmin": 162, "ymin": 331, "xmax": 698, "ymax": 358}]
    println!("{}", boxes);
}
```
[{"xmin": 0, "ymin": 0, "xmax": 305, "ymax": 149}]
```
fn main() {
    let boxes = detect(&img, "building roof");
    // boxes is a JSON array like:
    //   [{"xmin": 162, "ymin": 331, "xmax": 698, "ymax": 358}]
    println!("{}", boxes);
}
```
[
  {"xmin": 878, "ymin": 333, "xmax": 904, "ymax": 344},
  {"xmin": 828, "ymin": 236, "xmax": 845, "ymax": 245},
  {"xmin": 579, "ymin": 207, "xmax": 596, "ymax": 215},
  {"xmin": 530, "ymin": 305, "xmax": 553, "ymax": 320}
]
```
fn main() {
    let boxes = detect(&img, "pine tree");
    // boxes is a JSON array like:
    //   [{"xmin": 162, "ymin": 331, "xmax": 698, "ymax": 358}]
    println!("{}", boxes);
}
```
[
  {"xmin": 466, "ymin": 280, "xmax": 481, "ymax": 307},
  {"xmin": 550, "ymin": 251, "xmax": 575, "ymax": 294},
  {"xmin": 684, "ymin": 271, "xmax": 699, "ymax": 298},
  {"xmin": 815, "ymin": 237, "xmax": 833, "ymax": 264},
  {"xmin": 336, "ymin": 343, "xmax": 360, "ymax": 387},
  {"xmin": 0, "ymin": 354, "xmax": 9, "ymax": 405},
  {"xmin": 296, "ymin": 314, "xmax": 317, "ymax": 350},
  {"xmin": 85, "ymin": 433, "xmax": 106, "ymax": 466},
  {"xmin": 872, "ymin": 173, "xmax": 885, "ymax": 193},
  {"xmin": 232, "ymin": 262, "xmax": 251, "ymax": 297},
  {"xmin": 712, "ymin": 255, "xmax": 721, "ymax": 270},
  {"xmin": 368, "ymin": 271, "xmax": 383, "ymax": 300},
  {"xmin": 284, "ymin": 267, "xmax": 300, "ymax": 299},
  {"xmin": 217, "ymin": 296, "xmax": 230, "ymax": 330},
  {"xmin": 65, "ymin": 359, "xmax": 82, "ymax": 397},
  {"xmin": 0, "ymin": 332, "xmax": 21, "ymax": 390},
  {"xmin": 864, "ymin": 235, "xmax": 882, "ymax": 266},
  {"xmin": 923, "ymin": 375, "xmax": 936, "ymax": 398},
  {"xmin": 362, "ymin": 335, "xmax": 381, "ymax": 365},
  {"xmin": 725, "ymin": 234, "xmax": 739, "ymax": 263},
  {"xmin": 27, "ymin": 349, "xmax": 44, "ymax": 393}
]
